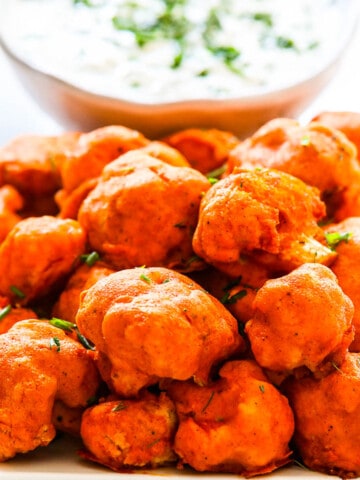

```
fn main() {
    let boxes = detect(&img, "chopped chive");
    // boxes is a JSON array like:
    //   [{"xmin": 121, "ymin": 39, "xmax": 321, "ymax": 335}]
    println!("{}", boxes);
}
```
[
  {"xmin": 174, "ymin": 221, "xmax": 187, "ymax": 229},
  {"xmin": 325, "ymin": 231, "xmax": 352, "ymax": 250},
  {"xmin": 50, "ymin": 337, "xmax": 61, "ymax": 352},
  {"xmin": 206, "ymin": 165, "xmax": 226, "ymax": 179},
  {"xmin": 80, "ymin": 251, "xmax": 100, "ymax": 267},
  {"xmin": 221, "ymin": 289, "xmax": 247, "ymax": 305},
  {"xmin": 77, "ymin": 331, "xmax": 95, "ymax": 350},
  {"xmin": 259, "ymin": 384, "xmax": 265, "ymax": 393},
  {"xmin": 49, "ymin": 317, "xmax": 76, "ymax": 332},
  {"xmin": 10, "ymin": 285, "xmax": 25, "ymax": 299},
  {"xmin": 0, "ymin": 304, "xmax": 12, "ymax": 321},
  {"xmin": 112, "ymin": 401, "xmax": 127, "ymax": 412},
  {"xmin": 140, "ymin": 273, "xmax": 151, "ymax": 284},
  {"xmin": 300, "ymin": 135, "xmax": 311, "ymax": 146},
  {"xmin": 201, "ymin": 391, "xmax": 215, "ymax": 413}
]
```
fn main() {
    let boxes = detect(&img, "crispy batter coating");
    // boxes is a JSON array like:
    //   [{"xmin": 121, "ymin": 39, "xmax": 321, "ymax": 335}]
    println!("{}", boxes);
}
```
[
  {"xmin": 0, "ymin": 296, "xmax": 37, "ymax": 334},
  {"xmin": 0, "ymin": 132, "xmax": 80, "ymax": 196},
  {"xmin": 0, "ymin": 185, "xmax": 23, "ymax": 243},
  {"xmin": 163, "ymin": 128, "xmax": 240, "ymax": 174},
  {"xmin": 52, "ymin": 262, "xmax": 116, "ymax": 324},
  {"xmin": 78, "ymin": 152, "xmax": 210, "ymax": 271},
  {"xmin": 167, "ymin": 360, "xmax": 294, "ymax": 476},
  {"xmin": 312, "ymin": 111, "xmax": 360, "ymax": 157},
  {"xmin": 227, "ymin": 118, "xmax": 360, "ymax": 220},
  {"xmin": 80, "ymin": 392, "xmax": 177, "ymax": 470},
  {"xmin": 285, "ymin": 352, "xmax": 360, "ymax": 478},
  {"xmin": 245, "ymin": 263, "xmax": 354, "ymax": 376},
  {"xmin": 192, "ymin": 168, "xmax": 335, "ymax": 275},
  {"xmin": 60, "ymin": 125, "xmax": 149, "ymax": 193},
  {"xmin": 137, "ymin": 141, "xmax": 190, "ymax": 167},
  {"xmin": 76, "ymin": 267, "xmax": 243, "ymax": 397},
  {"xmin": 0, "ymin": 216, "xmax": 86, "ymax": 305},
  {"xmin": 324, "ymin": 217, "xmax": 360, "ymax": 351},
  {"xmin": 0, "ymin": 319, "xmax": 100, "ymax": 461}
]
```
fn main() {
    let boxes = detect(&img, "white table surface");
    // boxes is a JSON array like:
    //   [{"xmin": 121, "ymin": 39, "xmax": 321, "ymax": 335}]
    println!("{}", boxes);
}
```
[{"xmin": 1, "ymin": 17, "xmax": 360, "ymax": 146}]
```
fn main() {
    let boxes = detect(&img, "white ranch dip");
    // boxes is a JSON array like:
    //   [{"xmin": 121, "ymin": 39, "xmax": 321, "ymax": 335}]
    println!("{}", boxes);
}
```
[{"xmin": 1, "ymin": 0, "xmax": 342, "ymax": 103}]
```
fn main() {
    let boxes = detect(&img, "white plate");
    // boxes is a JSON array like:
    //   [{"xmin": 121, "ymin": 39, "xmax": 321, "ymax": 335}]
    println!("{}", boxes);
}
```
[{"xmin": 0, "ymin": 434, "xmax": 346, "ymax": 479}]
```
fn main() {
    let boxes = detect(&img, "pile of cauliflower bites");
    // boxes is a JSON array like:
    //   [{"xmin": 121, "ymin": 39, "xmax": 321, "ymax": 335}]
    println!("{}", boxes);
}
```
[{"xmin": 1, "ymin": 111, "xmax": 360, "ymax": 478}]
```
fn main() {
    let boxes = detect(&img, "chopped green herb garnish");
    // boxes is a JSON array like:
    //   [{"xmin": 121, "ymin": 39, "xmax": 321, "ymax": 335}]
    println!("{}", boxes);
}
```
[
  {"xmin": 276, "ymin": 36, "xmax": 297, "ymax": 50},
  {"xmin": 77, "ymin": 331, "xmax": 95, "ymax": 351},
  {"xmin": 10, "ymin": 285, "xmax": 26, "ymax": 299},
  {"xmin": 86, "ymin": 395, "xmax": 99, "ymax": 407},
  {"xmin": 112, "ymin": 401, "xmax": 127, "ymax": 412},
  {"xmin": 49, "ymin": 317, "xmax": 95, "ymax": 350},
  {"xmin": 221, "ymin": 289, "xmax": 247, "ymax": 305},
  {"xmin": 0, "ymin": 304, "xmax": 11, "ymax": 321},
  {"xmin": 251, "ymin": 12, "xmax": 273, "ymax": 27},
  {"xmin": 174, "ymin": 221, "xmax": 187, "ymax": 229},
  {"xmin": 331, "ymin": 361, "xmax": 343, "ymax": 373},
  {"xmin": 259, "ymin": 384, "xmax": 265, "ymax": 393},
  {"xmin": 325, "ymin": 231, "xmax": 352, "ymax": 250},
  {"xmin": 73, "ymin": 0, "xmax": 94, "ymax": 6},
  {"xmin": 300, "ymin": 135, "xmax": 311, "ymax": 146},
  {"xmin": 50, "ymin": 337, "xmax": 61, "ymax": 352},
  {"xmin": 206, "ymin": 164, "xmax": 226, "ymax": 179},
  {"xmin": 50, "ymin": 317, "xmax": 76, "ymax": 332},
  {"xmin": 201, "ymin": 391, "xmax": 215, "ymax": 413},
  {"xmin": 80, "ymin": 251, "xmax": 100, "ymax": 267},
  {"xmin": 140, "ymin": 273, "xmax": 152, "ymax": 284},
  {"xmin": 208, "ymin": 177, "xmax": 219, "ymax": 185}
]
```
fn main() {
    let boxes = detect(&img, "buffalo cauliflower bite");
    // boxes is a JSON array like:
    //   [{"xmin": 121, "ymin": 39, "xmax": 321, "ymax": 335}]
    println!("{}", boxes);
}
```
[
  {"xmin": 0, "ymin": 296, "xmax": 38, "ymax": 334},
  {"xmin": 163, "ymin": 128, "xmax": 240, "ymax": 174},
  {"xmin": 312, "ymin": 111, "xmax": 360, "ymax": 158},
  {"xmin": 167, "ymin": 359, "xmax": 294, "ymax": 476},
  {"xmin": 76, "ymin": 267, "xmax": 243, "ymax": 397},
  {"xmin": 52, "ymin": 261, "xmax": 116, "ymax": 324},
  {"xmin": 0, "ymin": 216, "xmax": 86, "ymax": 305},
  {"xmin": 0, "ymin": 319, "xmax": 100, "ymax": 461},
  {"xmin": 285, "ymin": 352, "xmax": 360, "ymax": 478},
  {"xmin": 192, "ymin": 168, "xmax": 335, "ymax": 275},
  {"xmin": 60, "ymin": 125, "xmax": 149, "ymax": 193},
  {"xmin": 245, "ymin": 263, "xmax": 354, "ymax": 376},
  {"xmin": 0, "ymin": 185, "xmax": 23, "ymax": 243},
  {"xmin": 324, "ymin": 217, "xmax": 360, "ymax": 352},
  {"xmin": 0, "ymin": 132, "xmax": 80, "ymax": 197},
  {"xmin": 80, "ymin": 392, "xmax": 177, "ymax": 470},
  {"xmin": 227, "ymin": 118, "xmax": 360, "ymax": 220},
  {"xmin": 78, "ymin": 152, "xmax": 211, "ymax": 271}
]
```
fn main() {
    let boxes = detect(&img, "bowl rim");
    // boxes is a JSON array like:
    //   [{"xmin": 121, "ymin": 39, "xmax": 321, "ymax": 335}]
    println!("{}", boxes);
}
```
[{"xmin": 0, "ymin": 0, "xmax": 358, "ymax": 110}]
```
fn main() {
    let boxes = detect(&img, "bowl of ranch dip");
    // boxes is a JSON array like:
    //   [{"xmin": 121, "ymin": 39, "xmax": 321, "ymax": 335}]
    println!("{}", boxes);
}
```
[{"xmin": 0, "ymin": 0, "xmax": 358, "ymax": 138}]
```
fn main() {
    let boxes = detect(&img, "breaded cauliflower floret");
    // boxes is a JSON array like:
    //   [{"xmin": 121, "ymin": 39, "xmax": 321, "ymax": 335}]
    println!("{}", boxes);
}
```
[
  {"xmin": 52, "ymin": 261, "xmax": 115, "ymax": 324},
  {"xmin": 324, "ymin": 217, "xmax": 360, "ymax": 352},
  {"xmin": 76, "ymin": 267, "xmax": 243, "ymax": 397},
  {"xmin": 167, "ymin": 359, "xmax": 294, "ymax": 476},
  {"xmin": 192, "ymin": 168, "xmax": 335, "ymax": 275},
  {"xmin": 0, "ymin": 216, "xmax": 86, "ymax": 305},
  {"xmin": 0, "ymin": 319, "xmax": 100, "ymax": 461},
  {"xmin": 60, "ymin": 125, "xmax": 149, "ymax": 193},
  {"xmin": 227, "ymin": 118, "xmax": 360, "ymax": 220},
  {"xmin": 245, "ymin": 263, "xmax": 354, "ymax": 376},
  {"xmin": 80, "ymin": 392, "xmax": 177, "ymax": 470},
  {"xmin": 285, "ymin": 352, "xmax": 360, "ymax": 478},
  {"xmin": 163, "ymin": 128, "xmax": 240, "ymax": 174},
  {"xmin": 78, "ymin": 152, "xmax": 211, "ymax": 271}
]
